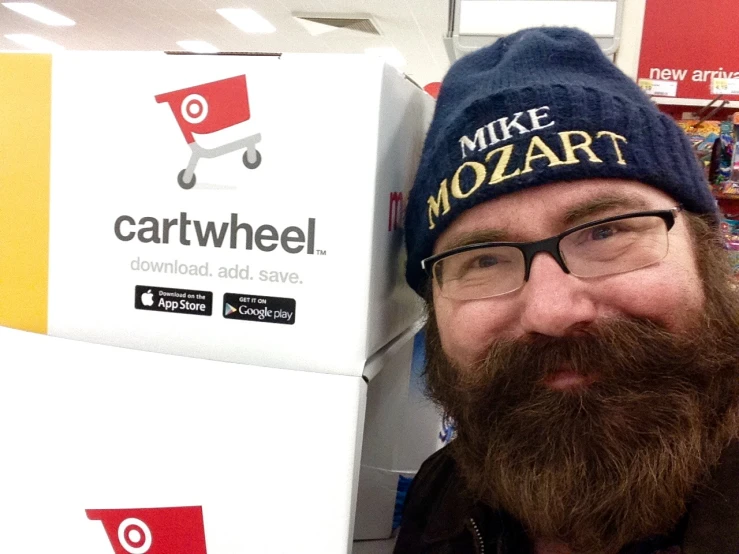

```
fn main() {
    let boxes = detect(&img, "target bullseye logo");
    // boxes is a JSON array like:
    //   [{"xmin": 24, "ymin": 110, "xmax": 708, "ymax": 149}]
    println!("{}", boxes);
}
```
[
  {"xmin": 118, "ymin": 517, "xmax": 153, "ymax": 554},
  {"xmin": 181, "ymin": 93, "xmax": 208, "ymax": 124},
  {"xmin": 87, "ymin": 506, "xmax": 208, "ymax": 554}
]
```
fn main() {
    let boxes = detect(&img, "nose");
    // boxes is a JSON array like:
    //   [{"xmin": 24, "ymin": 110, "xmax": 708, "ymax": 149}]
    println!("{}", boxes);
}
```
[{"xmin": 518, "ymin": 251, "xmax": 599, "ymax": 337}]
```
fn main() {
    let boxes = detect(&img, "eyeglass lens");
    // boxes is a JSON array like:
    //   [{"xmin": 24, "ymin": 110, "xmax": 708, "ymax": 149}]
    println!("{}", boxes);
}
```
[{"xmin": 434, "ymin": 215, "xmax": 670, "ymax": 300}]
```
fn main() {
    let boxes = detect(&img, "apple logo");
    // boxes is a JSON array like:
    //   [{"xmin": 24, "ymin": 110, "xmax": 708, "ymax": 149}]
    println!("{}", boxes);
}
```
[{"xmin": 141, "ymin": 289, "xmax": 154, "ymax": 307}]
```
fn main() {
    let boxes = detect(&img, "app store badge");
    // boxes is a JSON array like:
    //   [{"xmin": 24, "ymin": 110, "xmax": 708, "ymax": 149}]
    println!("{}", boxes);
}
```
[{"xmin": 135, "ymin": 285, "xmax": 213, "ymax": 317}]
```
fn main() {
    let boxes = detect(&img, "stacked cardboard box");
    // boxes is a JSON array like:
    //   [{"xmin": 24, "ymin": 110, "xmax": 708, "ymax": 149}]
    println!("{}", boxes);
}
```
[{"xmin": 0, "ymin": 51, "xmax": 439, "ymax": 553}]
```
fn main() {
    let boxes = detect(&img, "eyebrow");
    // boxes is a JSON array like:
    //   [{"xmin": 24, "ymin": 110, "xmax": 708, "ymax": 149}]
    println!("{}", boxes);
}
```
[
  {"xmin": 563, "ymin": 195, "xmax": 652, "ymax": 226},
  {"xmin": 438, "ymin": 228, "xmax": 514, "ymax": 252},
  {"xmin": 438, "ymin": 194, "xmax": 655, "ymax": 253}
]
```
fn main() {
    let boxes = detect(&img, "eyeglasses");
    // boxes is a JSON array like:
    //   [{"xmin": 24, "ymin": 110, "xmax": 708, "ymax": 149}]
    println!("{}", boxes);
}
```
[{"xmin": 422, "ymin": 207, "xmax": 682, "ymax": 300}]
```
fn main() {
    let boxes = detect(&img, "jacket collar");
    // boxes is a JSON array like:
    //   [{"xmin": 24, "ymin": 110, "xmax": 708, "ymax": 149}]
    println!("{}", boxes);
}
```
[
  {"xmin": 682, "ymin": 440, "xmax": 739, "ymax": 554},
  {"xmin": 422, "ymin": 455, "xmax": 475, "ymax": 542},
  {"xmin": 422, "ymin": 441, "xmax": 739, "ymax": 553}
]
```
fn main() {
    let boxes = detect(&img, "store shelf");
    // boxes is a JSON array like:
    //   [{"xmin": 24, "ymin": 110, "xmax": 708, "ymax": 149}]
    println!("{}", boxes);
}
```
[
  {"xmin": 653, "ymin": 97, "xmax": 739, "ymax": 108},
  {"xmin": 716, "ymin": 194, "xmax": 739, "ymax": 202},
  {"xmin": 655, "ymin": 97, "xmax": 739, "ymax": 107}
]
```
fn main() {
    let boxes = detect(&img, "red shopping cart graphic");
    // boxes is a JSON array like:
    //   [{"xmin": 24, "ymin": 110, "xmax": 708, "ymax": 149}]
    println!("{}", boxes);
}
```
[
  {"xmin": 155, "ymin": 75, "xmax": 262, "ymax": 190},
  {"xmin": 155, "ymin": 76, "xmax": 250, "ymax": 144},
  {"xmin": 86, "ymin": 506, "xmax": 208, "ymax": 554}
]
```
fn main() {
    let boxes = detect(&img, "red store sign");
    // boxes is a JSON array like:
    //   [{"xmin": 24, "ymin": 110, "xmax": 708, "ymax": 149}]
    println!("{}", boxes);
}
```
[{"xmin": 637, "ymin": 0, "xmax": 739, "ymax": 100}]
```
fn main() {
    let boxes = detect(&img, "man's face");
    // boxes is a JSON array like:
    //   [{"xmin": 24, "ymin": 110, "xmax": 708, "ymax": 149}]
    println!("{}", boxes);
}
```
[
  {"xmin": 432, "ymin": 179, "xmax": 704, "ymax": 369},
  {"xmin": 425, "ymin": 179, "xmax": 739, "ymax": 553}
]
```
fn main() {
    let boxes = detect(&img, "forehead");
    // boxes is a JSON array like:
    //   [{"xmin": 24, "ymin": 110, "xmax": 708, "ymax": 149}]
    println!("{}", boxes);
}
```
[{"xmin": 434, "ymin": 179, "xmax": 679, "ymax": 252}]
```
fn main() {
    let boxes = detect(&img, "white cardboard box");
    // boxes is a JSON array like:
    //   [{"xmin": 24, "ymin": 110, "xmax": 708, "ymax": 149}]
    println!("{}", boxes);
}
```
[
  {"xmin": 0, "ymin": 322, "xmax": 435, "ymax": 553},
  {"xmin": 0, "ymin": 326, "xmax": 365, "ymax": 554},
  {"xmin": 0, "ymin": 51, "xmax": 433, "ymax": 377},
  {"xmin": 0, "ymin": 51, "xmax": 440, "ymax": 553},
  {"xmin": 354, "ymin": 327, "xmax": 445, "ymax": 540}
]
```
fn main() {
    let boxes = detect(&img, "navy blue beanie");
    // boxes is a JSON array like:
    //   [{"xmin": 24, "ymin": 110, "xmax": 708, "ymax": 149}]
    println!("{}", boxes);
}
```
[{"xmin": 405, "ymin": 26, "xmax": 717, "ymax": 296}]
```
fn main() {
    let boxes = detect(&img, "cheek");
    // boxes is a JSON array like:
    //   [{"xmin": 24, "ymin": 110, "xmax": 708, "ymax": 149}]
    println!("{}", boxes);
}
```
[
  {"xmin": 433, "ymin": 292, "xmax": 518, "ymax": 368},
  {"xmin": 593, "ymin": 257, "xmax": 704, "ymax": 332}
]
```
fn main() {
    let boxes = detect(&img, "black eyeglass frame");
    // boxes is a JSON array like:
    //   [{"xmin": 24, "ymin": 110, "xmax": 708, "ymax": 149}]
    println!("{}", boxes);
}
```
[{"xmin": 421, "ymin": 206, "xmax": 682, "ymax": 285}]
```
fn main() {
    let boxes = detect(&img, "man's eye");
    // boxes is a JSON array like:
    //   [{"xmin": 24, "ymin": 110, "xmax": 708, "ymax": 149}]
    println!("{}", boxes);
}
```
[
  {"xmin": 589, "ymin": 225, "xmax": 616, "ymax": 241},
  {"xmin": 476, "ymin": 255, "xmax": 500, "ymax": 268}
]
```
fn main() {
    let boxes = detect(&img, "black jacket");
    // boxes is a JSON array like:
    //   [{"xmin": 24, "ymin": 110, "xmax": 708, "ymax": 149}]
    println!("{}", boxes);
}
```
[{"xmin": 394, "ymin": 441, "xmax": 739, "ymax": 554}]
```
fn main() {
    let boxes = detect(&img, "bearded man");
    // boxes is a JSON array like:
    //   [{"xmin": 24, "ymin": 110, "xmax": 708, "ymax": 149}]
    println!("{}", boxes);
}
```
[{"xmin": 395, "ymin": 27, "xmax": 739, "ymax": 554}]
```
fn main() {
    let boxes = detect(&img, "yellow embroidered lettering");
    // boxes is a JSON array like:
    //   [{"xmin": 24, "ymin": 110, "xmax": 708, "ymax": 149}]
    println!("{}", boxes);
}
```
[
  {"xmin": 521, "ymin": 136, "xmax": 565, "ymax": 174},
  {"xmin": 451, "ymin": 162, "xmax": 486, "ymax": 199},
  {"xmin": 427, "ymin": 179, "xmax": 451, "ymax": 230},
  {"xmin": 596, "ymin": 131, "xmax": 628, "ymax": 165},
  {"xmin": 559, "ymin": 131, "xmax": 603, "ymax": 164},
  {"xmin": 486, "ymin": 144, "xmax": 521, "ymax": 185}
]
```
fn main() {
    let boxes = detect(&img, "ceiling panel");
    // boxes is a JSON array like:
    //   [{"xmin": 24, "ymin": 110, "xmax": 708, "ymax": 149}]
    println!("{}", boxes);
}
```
[{"xmin": 0, "ymin": 0, "xmax": 450, "ymax": 84}]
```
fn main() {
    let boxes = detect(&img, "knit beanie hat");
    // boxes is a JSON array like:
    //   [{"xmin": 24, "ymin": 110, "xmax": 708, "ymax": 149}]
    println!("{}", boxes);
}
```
[{"xmin": 405, "ymin": 26, "xmax": 717, "ymax": 296}]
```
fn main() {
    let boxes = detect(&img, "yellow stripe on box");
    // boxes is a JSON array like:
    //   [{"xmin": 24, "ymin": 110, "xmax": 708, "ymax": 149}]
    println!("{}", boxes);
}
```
[{"xmin": 0, "ymin": 54, "xmax": 51, "ymax": 334}]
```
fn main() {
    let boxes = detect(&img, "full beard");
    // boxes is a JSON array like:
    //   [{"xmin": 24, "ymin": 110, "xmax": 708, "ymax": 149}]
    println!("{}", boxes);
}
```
[{"xmin": 424, "ymin": 220, "xmax": 739, "ymax": 554}]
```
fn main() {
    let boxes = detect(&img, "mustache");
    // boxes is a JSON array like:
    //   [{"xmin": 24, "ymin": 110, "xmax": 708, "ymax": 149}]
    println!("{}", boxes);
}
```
[
  {"xmin": 448, "ymin": 317, "xmax": 719, "ymax": 395},
  {"xmin": 431, "ymin": 317, "xmax": 715, "ymax": 446},
  {"xmin": 426, "ymin": 312, "xmax": 739, "ymax": 476}
]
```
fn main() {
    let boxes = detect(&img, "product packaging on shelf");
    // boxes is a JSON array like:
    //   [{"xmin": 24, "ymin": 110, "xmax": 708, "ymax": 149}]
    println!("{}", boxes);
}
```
[
  {"xmin": 677, "ymin": 119, "xmax": 721, "ymax": 175},
  {"xmin": 720, "ymin": 217, "xmax": 739, "ymax": 279}
]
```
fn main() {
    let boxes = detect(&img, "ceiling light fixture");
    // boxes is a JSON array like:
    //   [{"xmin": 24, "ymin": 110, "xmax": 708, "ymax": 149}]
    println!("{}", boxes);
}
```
[
  {"xmin": 2, "ymin": 2, "xmax": 75, "ymax": 26},
  {"xmin": 216, "ymin": 8, "xmax": 276, "ymax": 34},
  {"xmin": 176, "ymin": 40, "xmax": 220, "ymax": 54},
  {"xmin": 5, "ymin": 33, "xmax": 64, "ymax": 51}
]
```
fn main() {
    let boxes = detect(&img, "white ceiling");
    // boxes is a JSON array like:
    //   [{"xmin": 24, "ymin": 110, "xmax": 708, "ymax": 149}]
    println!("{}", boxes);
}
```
[{"xmin": 0, "ymin": 0, "xmax": 452, "ymax": 86}]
